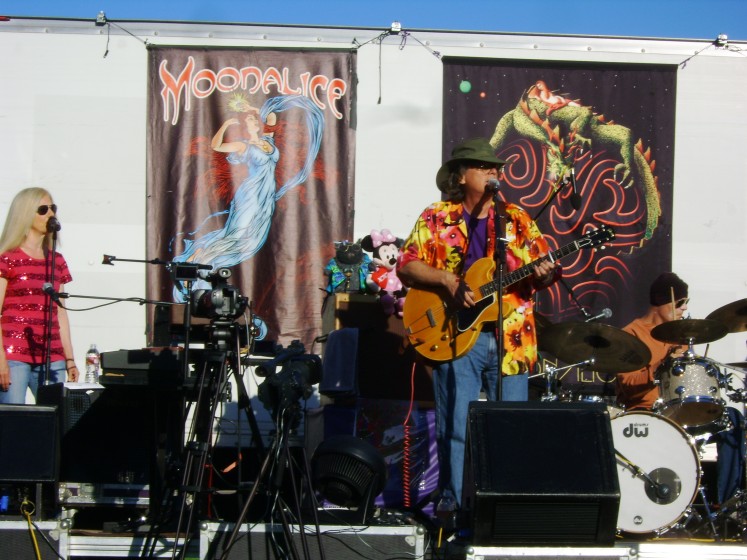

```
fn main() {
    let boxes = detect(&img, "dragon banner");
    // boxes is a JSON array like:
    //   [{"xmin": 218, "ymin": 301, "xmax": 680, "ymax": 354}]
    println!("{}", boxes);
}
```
[
  {"xmin": 443, "ymin": 59, "xmax": 677, "ymax": 395},
  {"xmin": 146, "ymin": 47, "xmax": 356, "ymax": 348}
]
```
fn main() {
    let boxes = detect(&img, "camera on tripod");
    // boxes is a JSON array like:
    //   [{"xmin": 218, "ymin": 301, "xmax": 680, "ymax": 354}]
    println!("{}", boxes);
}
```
[
  {"xmin": 256, "ymin": 340, "xmax": 322, "ymax": 422},
  {"xmin": 190, "ymin": 268, "xmax": 248, "ymax": 321}
]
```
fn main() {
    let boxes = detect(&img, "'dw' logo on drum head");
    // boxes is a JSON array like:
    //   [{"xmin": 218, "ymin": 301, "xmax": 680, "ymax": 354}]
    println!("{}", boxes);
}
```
[{"xmin": 622, "ymin": 423, "xmax": 650, "ymax": 438}]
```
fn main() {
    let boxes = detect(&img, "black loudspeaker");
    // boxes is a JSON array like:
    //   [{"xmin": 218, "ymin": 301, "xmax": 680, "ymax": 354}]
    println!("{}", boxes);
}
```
[
  {"xmin": 37, "ymin": 384, "xmax": 153, "ymax": 484},
  {"xmin": 0, "ymin": 521, "xmax": 64, "ymax": 558},
  {"xmin": 321, "ymin": 293, "xmax": 433, "ymax": 401},
  {"xmin": 0, "ymin": 405, "xmax": 58, "ymax": 482},
  {"xmin": 463, "ymin": 401, "xmax": 620, "ymax": 546}
]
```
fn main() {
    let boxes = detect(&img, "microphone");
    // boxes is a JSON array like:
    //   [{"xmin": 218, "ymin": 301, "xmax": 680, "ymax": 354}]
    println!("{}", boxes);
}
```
[
  {"xmin": 585, "ymin": 308, "xmax": 613, "ymax": 322},
  {"xmin": 486, "ymin": 178, "xmax": 501, "ymax": 193},
  {"xmin": 569, "ymin": 167, "xmax": 582, "ymax": 210},
  {"xmin": 42, "ymin": 282, "xmax": 68, "ymax": 303},
  {"xmin": 46, "ymin": 217, "xmax": 61, "ymax": 232}
]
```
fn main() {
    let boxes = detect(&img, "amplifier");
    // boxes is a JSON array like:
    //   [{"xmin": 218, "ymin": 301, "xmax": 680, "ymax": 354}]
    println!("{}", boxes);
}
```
[
  {"xmin": 58, "ymin": 482, "xmax": 150, "ymax": 507},
  {"xmin": 100, "ymin": 347, "xmax": 183, "ymax": 387}
]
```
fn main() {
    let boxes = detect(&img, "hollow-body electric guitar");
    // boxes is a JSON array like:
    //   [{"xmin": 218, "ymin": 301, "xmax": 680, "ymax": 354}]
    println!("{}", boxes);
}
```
[{"xmin": 402, "ymin": 225, "xmax": 615, "ymax": 361}]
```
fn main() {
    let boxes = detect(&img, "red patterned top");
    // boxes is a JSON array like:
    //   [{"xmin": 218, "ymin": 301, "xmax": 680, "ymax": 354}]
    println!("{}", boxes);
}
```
[{"xmin": 0, "ymin": 247, "xmax": 72, "ymax": 364}]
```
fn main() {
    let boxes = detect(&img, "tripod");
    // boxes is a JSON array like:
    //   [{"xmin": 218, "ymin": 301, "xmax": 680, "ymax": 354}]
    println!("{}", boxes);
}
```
[
  {"xmin": 216, "ymin": 366, "xmax": 326, "ymax": 560},
  {"xmin": 165, "ymin": 321, "xmax": 264, "ymax": 560}
]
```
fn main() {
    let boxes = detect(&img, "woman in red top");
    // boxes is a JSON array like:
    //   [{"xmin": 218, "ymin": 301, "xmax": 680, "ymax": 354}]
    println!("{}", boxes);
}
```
[{"xmin": 0, "ymin": 187, "xmax": 78, "ymax": 403}]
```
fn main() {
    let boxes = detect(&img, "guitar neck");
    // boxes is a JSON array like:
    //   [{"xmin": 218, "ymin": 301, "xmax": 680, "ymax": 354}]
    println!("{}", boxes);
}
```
[{"xmin": 480, "ymin": 240, "xmax": 580, "ymax": 297}]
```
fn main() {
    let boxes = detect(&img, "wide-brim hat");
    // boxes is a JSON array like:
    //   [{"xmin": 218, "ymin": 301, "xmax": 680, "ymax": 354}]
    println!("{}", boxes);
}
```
[{"xmin": 435, "ymin": 138, "xmax": 509, "ymax": 190}]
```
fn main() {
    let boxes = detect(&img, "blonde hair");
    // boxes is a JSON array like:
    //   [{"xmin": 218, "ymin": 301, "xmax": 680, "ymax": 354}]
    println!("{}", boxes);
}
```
[{"xmin": 0, "ymin": 187, "xmax": 60, "ymax": 253}]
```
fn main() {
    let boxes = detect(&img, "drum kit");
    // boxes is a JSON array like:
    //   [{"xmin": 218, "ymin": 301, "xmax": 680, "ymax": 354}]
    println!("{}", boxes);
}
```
[{"xmin": 535, "ymin": 298, "xmax": 747, "ymax": 539}]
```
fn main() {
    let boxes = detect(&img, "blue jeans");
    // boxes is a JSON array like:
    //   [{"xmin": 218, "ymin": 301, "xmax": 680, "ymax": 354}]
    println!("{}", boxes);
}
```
[
  {"xmin": 0, "ymin": 361, "xmax": 66, "ymax": 404},
  {"xmin": 433, "ymin": 331, "xmax": 528, "ymax": 506}
]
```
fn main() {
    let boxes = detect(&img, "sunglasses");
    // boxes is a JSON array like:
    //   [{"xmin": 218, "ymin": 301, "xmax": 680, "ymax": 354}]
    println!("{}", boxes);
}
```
[
  {"xmin": 37, "ymin": 204, "xmax": 57, "ymax": 215},
  {"xmin": 675, "ymin": 298, "xmax": 690, "ymax": 308},
  {"xmin": 467, "ymin": 161, "xmax": 500, "ymax": 170}
]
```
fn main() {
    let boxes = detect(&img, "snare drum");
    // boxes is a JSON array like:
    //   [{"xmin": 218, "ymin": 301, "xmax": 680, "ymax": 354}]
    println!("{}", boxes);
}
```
[
  {"xmin": 611, "ymin": 411, "xmax": 700, "ymax": 534},
  {"xmin": 576, "ymin": 394, "xmax": 625, "ymax": 419},
  {"xmin": 656, "ymin": 356, "xmax": 724, "ymax": 429}
]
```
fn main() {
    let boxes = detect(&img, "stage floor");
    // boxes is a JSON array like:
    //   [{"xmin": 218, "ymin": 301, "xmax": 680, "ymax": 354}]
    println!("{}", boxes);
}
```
[{"xmin": 4, "ymin": 519, "xmax": 746, "ymax": 559}]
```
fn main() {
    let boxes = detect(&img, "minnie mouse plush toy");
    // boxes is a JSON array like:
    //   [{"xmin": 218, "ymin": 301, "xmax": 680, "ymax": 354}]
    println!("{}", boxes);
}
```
[{"xmin": 360, "ymin": 229, "xmax": 408, "ymax": 316}]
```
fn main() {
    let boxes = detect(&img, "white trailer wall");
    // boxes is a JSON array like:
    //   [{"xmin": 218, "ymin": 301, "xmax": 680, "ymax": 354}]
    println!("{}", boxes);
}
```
[{"xmin": 1, "ymin": 18, "xmax": 746, "ymax": 375}]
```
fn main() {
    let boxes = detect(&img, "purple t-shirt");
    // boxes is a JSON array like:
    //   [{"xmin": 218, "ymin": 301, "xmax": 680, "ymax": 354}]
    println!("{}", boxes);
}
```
[{"xmin": 463, "ymin": 210, "xmax": 488, "ymax": 269}]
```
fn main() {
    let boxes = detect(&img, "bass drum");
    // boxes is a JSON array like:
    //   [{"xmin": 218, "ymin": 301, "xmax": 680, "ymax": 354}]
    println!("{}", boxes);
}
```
[{"xmin": 611, "ymin": 411, "xmax": 700, "ymax": 534}]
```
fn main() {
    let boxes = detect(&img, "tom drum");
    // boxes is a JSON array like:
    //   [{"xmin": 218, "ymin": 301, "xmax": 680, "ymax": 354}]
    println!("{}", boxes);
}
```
[{"xmin": 656, "ymin": 356, "xmax": 724, "ymax": 430}]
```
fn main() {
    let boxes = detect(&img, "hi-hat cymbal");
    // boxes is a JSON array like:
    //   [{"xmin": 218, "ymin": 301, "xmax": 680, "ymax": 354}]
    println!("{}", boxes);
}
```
[
  {"xmin": 651, "ymin": 318, "xmax": 728, "ymax": 345},
  {"xmin": 706, "ymin": 298, "xmax": 747, "ymax": 333},
  {"xmin": 539, "ymin": 321, "xmax": 652, "ymax": 374}
]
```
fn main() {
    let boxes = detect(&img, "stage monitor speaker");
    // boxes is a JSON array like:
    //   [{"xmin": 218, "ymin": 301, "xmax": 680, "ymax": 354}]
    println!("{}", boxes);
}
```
[
  {"xmin": 463, "ymin": 401, "xmax": 620, "ymax": 546},
  {"xmin": 37, "ymin": 383, "xmax": 153, "ymax": 484},
  {"xmin": 0, "ymin": 405, "xmax": 58, "ymax": 483}
]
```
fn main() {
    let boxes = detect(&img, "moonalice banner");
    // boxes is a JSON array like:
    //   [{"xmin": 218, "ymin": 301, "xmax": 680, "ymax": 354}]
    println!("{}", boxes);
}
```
[
  {"xmin": 146, "ymin": 47, "xmax": 356, "ymax": 348},
  {"xmin": 442, "ymin": 58, "xmax": 677, "ymax": 395}
]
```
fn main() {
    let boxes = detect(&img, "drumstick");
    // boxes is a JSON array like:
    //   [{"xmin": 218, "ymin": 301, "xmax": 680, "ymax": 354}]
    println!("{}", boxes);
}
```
[
  {"xmin": 670, "ymin": 287, "xmax": 676, "ymax": 319},
  {"xmin": 704, "ymin": 343, "xmax": 709, "ymax": 358}
]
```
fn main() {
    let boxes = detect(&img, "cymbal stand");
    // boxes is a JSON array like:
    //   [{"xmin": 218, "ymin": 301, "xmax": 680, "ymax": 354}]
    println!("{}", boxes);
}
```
[{"xmin": 528, "ymin": 358, "xmax": 594, "ymax": 401}]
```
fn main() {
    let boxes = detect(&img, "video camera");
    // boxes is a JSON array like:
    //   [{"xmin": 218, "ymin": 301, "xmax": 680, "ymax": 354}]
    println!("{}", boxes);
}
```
[
  {"xmin": 190, "ymin": 267, "xmax": 248, "ymax": 321},
  {"xmin": 256, "ymin": 340, "xmax": 322, "ymax": 422}
]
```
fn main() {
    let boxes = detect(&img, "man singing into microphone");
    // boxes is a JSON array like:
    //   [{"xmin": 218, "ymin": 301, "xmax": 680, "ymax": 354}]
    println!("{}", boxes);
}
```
[
  {"xmin": 397, "ymin": 138, "xmax": 559, "ymax": 513},
  {"xmin": 0, "ymin": 188, "xmax": 79, "ymax": 404}
]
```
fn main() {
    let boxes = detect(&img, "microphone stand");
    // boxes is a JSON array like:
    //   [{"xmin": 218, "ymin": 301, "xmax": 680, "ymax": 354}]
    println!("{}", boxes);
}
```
[
  {"xmin": 42, "ymin": 223, "xmax": 60, "ymax": 387},
  {"xmin": 530, "ymin": 181, "xmax": 592, "ymax": 321},
  {"xmin": 493, "ymin": 192, "xmax": 506, "ymax": 402},
  {"xmin": 101, "ymin": 254, "xmax": 210, "ymax": 397},
  {"xmin": 532, "ymin": 175, "xmax": 571, "ymax": 222},
  {"xmin": 559, "ymin": 277, "xmax": 592, "ymax": 320}
]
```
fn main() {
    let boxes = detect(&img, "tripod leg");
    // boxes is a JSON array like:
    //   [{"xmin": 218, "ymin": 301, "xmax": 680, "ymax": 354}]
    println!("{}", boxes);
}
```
[
  {"xmin": 218, "ymin": 439, "xmax": 276, "ymax": 560},
  {"xmin": 172, "ymin": 352, "xmax": 229, "ymax": 560}
]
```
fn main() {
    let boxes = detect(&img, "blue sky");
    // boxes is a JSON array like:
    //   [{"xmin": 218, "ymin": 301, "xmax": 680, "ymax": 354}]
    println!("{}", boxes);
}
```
[{"xmin": 1, "ymin": 0, "xmax": 746, "ymax": 41}]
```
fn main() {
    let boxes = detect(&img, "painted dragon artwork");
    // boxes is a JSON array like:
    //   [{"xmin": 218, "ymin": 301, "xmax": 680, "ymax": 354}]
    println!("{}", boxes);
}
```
[{"xmin": 489, "ymin": 80, "xmax": 661, "ymax": 251}]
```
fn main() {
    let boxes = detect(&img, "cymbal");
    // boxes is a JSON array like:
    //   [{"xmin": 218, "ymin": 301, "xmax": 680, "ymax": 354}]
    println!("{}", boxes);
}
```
[
  {"xmin": 706, "ymin": 298, "xmax": 747, "ymax": 333},
  {"xmin": 651, "ymin": 319, "xmax": 728, "ymax": 345},
  {"xmin": 539, "ymin": 321, "xmax": 652, "ymax": 374}
]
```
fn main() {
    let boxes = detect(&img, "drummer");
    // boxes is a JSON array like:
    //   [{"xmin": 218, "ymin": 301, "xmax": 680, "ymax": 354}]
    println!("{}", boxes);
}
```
[{"xmin": 615, "ymin": 272, "xmax": 746, "ymax": 506}]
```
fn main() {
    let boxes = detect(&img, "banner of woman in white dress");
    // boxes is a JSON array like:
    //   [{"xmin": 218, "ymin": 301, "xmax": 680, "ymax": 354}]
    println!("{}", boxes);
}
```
[{"xmin": 146, "ymin": 47, "xmax": 356, "ymax": 348}]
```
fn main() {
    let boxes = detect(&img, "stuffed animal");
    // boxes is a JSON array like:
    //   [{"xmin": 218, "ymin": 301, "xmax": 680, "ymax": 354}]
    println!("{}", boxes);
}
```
[
  {"xmin": 360, "ymin": 229, "xmax": 408, "ymax": 316},
  {"xmin": 324, "ymin": 240, "xmax": 371, "ymax": 294}
]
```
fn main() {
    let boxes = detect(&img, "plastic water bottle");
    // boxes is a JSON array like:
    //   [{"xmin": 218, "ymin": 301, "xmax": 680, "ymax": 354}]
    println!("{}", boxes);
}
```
[{"xmin": 85, "ymin": 344, "xmax": 100, "ymax": 383}]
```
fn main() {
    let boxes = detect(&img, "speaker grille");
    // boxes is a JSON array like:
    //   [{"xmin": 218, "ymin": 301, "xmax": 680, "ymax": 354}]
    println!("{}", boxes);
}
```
[
  {"xmin": 0, "ymin": 405, "xmax": 58, "ymax": 482},
  {"xmin": 465, "ymin": 402, "xmax": 620, "ymax": 546},
  {"xmin": 490, "ymin": 502, "xmax": 602, "ymax": 542}
]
